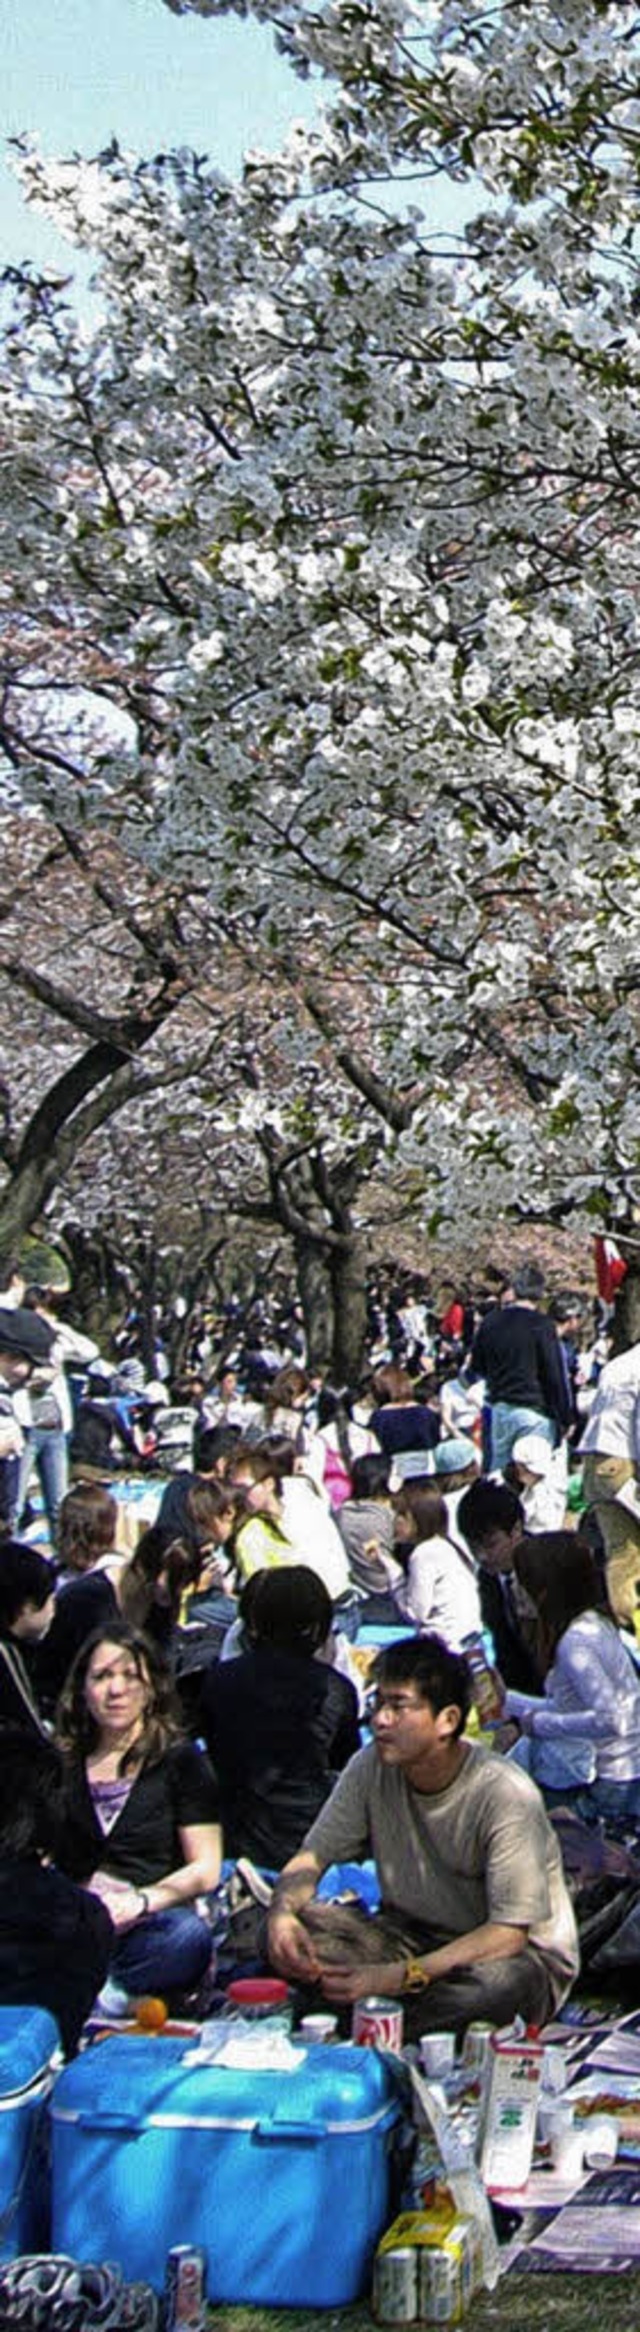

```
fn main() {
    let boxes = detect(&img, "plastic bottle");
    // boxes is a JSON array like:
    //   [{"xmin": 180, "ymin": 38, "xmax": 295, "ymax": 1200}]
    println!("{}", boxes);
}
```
[{"xmin": 461, "ymin": 1633, "xmax": 503, "ymax": 1726}]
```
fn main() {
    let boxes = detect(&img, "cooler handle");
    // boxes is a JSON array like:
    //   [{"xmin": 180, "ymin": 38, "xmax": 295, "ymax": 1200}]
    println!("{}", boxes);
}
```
[
  {"xmin": 255, "ymin": 2117, "xmax": 326, "ymax": 2143},
  {"xmin": 74, "ymin": 2109, "xmax": 144, "ymax": 2135}
]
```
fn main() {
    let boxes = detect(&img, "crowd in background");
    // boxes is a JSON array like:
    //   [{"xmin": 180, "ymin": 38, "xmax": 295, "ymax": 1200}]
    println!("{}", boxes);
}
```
[{"xmin": 1, "ymin": 1244, "xmax": 639, "ymax": 2048}]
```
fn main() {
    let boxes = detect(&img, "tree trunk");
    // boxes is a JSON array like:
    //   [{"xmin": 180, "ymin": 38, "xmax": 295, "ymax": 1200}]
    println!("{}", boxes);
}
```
[
  {"xmin": 59, "ymin": 1221, "xmax": 132, "ymax": 1350},
  {"xmin": 331, "ymin": 1233, "xmax": 368, "ymax": 1384},
  {"xmin": 293, "ymin": 1236, "xmax": 335, "ymax": 1375}
]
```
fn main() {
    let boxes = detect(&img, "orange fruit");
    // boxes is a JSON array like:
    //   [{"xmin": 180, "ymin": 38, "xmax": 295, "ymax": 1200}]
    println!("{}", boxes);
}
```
[{"xmin": 133, "ymin": 1995, "xmax": 168, "ymax": 2031}]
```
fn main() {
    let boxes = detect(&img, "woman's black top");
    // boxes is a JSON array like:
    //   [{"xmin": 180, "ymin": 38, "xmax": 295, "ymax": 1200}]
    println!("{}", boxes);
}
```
[
  {"xmin": 199, "ymin": 1645, "xmax": 360, "ymax": 1870},
  {"xmin": 370, "ymin": 1403, "xmax": 440, "ymax": 1457},
  {"xmin": 59, "ymin": 1740, "xmax": 220, "ymax": 1888}
]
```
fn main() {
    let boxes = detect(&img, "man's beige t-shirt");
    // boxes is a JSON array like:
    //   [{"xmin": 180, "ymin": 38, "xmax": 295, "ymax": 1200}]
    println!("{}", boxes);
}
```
[{"xmin": 304, "ymin": 1739, "xmax": 579, "ymax": 2001}]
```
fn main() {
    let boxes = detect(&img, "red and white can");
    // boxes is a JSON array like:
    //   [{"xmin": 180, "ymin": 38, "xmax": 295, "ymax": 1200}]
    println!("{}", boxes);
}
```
[
  {"xmin": 352, "ymin": 1996, "xmax": 404, "ymax": 2052},
  {"xmin": 164, "ymin": 2245, "xmax": 207, "ymax": 2330}
]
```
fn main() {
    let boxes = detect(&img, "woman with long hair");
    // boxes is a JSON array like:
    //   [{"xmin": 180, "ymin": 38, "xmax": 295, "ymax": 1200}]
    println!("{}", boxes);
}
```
[
  {"xmin": 503, "ymin": 1531, "xmax": 640, "ymax": 1819},
  {"xmin": 393, "ymin": 1485, "xmax": 482, "ymax": 1649},
  {"xmin": 306, "ymin": 1386, "xmax": 379, "ymax": 1511},
  {"xmin": 119, "ymin": 1524, "xmax": 196, "ymax": 1649},
  {"xmin": 56, "ymin": 1620, "xmax": 221, "ymax": 2005}
]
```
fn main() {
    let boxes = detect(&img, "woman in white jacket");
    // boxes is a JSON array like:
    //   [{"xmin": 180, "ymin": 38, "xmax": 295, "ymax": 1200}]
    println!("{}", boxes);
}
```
[{"xmin": 393, "ymin": 1485, "xmax": 482, "ymax": 1650}]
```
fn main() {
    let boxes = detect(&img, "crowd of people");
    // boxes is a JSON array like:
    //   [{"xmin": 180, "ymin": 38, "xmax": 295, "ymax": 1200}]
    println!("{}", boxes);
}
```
[{"xmin": 2, "ymin": 1247, "xmax": 640, "ymax": 2053}]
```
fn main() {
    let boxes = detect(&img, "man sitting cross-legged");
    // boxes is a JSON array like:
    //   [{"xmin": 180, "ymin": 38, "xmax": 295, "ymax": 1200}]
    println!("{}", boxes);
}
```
[{"xmin": 267, "ymin": 1634, "xmax": 579, "ymax": 2041}]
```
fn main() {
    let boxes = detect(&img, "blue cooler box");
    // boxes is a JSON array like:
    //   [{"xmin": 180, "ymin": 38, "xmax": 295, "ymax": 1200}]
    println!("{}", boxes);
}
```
[
  {"xmin": 0, "ymin": 2007, "xmax": 62, "ymax": 2262},
  {"xmin": 50, "ymin": 2035, "xmax": 401, "ymax": 2305}
]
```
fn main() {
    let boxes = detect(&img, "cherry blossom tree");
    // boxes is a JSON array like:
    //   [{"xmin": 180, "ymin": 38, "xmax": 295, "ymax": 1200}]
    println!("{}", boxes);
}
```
[{"xmin": 5, "ymin": 0, "xmax": 640, "ymax": 1318}]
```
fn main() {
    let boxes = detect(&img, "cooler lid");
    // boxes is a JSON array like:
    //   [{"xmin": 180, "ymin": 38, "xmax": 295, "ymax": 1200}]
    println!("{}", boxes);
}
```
[
  {"xmin": 0, "ymin": 2006, "xmax": 61, "ymax": 2099},
  {"xmin": 51, "ymin": 2036, "xmax": 402, "ymax": 2137}
]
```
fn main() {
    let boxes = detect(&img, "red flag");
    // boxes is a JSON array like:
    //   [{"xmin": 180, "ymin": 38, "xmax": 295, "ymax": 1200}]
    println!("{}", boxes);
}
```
[{"xmin": 594, "ymin": 1235, "xmax": 628, "ymax": 1303}]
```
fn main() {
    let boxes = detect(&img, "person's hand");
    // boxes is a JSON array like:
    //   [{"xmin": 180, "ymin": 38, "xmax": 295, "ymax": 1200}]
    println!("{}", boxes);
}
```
[
  {"xmin": 267, "ymin": 1909, "xmax": 323, "ymax": 1983},
  {"xmin": 0, "ymin": 1409, "xmax": 24, "ymax": 1452},
  {"xmin": 317, "ymin": 1959, "xmax": 405, "ymax": 2004},
  {"xmin": 488, "ymin": 1720, "xmax": 521, "ymax": 1754},
  {"xmin": 85, "ymin": 1873, "xmax": 147, "ymax": 1931},
  {"xmin": 196, "ymin": 1555, "xmax": 229, "ymax": 1592}
]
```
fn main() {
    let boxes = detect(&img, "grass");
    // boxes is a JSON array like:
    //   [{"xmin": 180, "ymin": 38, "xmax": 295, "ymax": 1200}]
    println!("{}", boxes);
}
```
[{"xmin": 207, "ymin": 2278, "xmax": 640, "ymax": 2331}]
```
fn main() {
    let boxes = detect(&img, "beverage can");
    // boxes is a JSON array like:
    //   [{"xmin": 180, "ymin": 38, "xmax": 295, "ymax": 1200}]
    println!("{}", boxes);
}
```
[
  {"xmin": 164, "ymin": 2245, "xmax": 207, "ymax": 2330},
  {"xmin": 352, "ymin": 1996, "xmax": 404, "ymax": 2051},
  {"xmin": 461, "ymin": 2021, "xmax": 493, "ymax": 2077},
  {"xmin": 372, "ymin": 2246, "xmax": 419, "ymax": 2323},
  {"xmin": 461, "ymin": 1632, "xmax": 503, "ymax": 1725},
  {"xmin": 418, "ymin": 2246, "xmax": 461, "ymax": 2325},
  {"xmin": 418, "ymin": 2217, "xmax": 479, "ymax": 2324}
]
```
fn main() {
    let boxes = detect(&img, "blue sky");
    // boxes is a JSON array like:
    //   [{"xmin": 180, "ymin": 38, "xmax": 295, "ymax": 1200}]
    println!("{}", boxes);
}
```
[
  {"xmin": 0, "ymin": 0, "xmax": 314, "ymax": 276},
  {"xmin": 1, "ymin": 0, "xmax": 474, "ymax": 290}
]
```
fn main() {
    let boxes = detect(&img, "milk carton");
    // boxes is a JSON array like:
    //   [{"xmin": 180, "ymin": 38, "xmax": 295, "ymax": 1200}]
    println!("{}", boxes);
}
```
[{"xmin": 478, "ymin": 2033, "xmax": 544, "ymax": 2191}]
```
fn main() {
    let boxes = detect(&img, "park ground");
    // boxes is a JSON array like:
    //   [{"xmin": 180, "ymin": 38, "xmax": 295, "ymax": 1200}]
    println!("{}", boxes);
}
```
[{"xmin": 210, "ymin": 2278, "xmax": 640, "ymax": 2331}]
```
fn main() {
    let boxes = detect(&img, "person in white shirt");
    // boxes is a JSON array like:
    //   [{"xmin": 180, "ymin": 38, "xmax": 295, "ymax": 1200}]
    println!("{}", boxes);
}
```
[
  {"xmin": 579, "ymin": 1342, "xmax": 640, "ymax": 1627},
  {"xmin": 393, "ymin": 1485, "xmax": 482, "ymax": 1649},
  {"xmin": 508, "ymin": 1433, "xmax": 568, "ymax": 1534},
  {"xmin": 502, "ymin": 1530, "xmax": 640, "ymax": 1817},
  {"xmin": 18, "ymin": 1288, "xmax": 99, "ymax": 1546}
]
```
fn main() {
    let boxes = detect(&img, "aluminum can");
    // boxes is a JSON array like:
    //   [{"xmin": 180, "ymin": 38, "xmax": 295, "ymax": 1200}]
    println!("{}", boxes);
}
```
[
  {"xmin": 372, "ymin": 2245, "xmax": 418, "ymax": 2324},
  {"xmin": 164, "ymin": 2245, "xmax": 207, "ymax": 2330},
  {"xmin": 461, "ymin": 2020, "xmax": 493, "ymax": 2076},
  {"xmin": 352, "ymin": 1996, "xmax": 404, "ymax": 2051},
  {"xmin": 418, "ymin": 2246, "xmax": 462, "ymax": 2325}
]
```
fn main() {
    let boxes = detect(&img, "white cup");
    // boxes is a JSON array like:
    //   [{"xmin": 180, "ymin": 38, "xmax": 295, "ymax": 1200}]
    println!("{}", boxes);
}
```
[
  {"xmin": 419, "ymin": 2031, "xmax": 457, "ymax": 2078},
  {"xmin": 299, "ymin": 2014, "xmax": 338, "ymax": 2043},
  {"xmin": 551, "ymin": 2120, "xmax": 584, "ymax": 2179},
  {"xmin": 583, "ymin": 2115, "xmax": 618, "ymax": 2170}
]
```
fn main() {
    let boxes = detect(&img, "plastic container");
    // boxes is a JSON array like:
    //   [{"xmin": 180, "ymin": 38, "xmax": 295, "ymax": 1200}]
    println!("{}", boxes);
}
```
[
  {"xmin": 50, "ymin": 2035, "xmax": 402, "ymax": 2304},
  {"xmin": 225, "ymin": 1977, "xmax": 292, "ymax": 2030},
  {"xmin": 0, "ymin": 2007, "xmax": 61, "ymax": 2261}
]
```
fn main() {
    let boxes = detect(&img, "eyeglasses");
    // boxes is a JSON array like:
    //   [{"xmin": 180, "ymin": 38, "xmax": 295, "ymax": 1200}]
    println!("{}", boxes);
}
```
[{"xmin": 369, "ymin": 1691, "xmax": 423, "ymax": 1716}]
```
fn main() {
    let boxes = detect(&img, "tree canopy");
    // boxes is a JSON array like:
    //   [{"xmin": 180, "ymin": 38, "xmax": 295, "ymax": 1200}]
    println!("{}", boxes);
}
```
[{"xmin": 3, "ymin": 0, "xmax": 640, "ymax": 1265}]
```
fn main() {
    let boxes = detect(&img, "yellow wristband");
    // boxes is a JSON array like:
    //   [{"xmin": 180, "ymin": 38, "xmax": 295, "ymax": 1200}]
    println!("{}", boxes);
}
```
[{"xmin": 401, "ymin": 1957, "xmax": 430, "ymax": 1992}]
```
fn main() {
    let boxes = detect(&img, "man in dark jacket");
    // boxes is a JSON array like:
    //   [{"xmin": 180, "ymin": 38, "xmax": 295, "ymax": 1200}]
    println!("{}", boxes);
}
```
[{"xmin": 471, "ymin": 1265, "xmax": 572, "ymax": 1471}]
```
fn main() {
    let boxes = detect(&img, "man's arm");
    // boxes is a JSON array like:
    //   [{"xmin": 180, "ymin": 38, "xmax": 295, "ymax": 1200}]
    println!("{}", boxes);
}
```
[
  {"xmin": 539, "ymin": 1321, "xmax": 572, "ymax": 1431},
  {"xmin": 267, "ymin": 1849, "xmax": 326, "ymax": 1980},
  {"xmin": 317, "ymin": 1920, "xmax": 529, "ymax": 2005}
]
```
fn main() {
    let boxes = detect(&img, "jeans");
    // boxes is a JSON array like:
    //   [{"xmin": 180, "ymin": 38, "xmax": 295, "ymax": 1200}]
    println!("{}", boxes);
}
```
[
  {"xmin": 110, "ymin": 1907, "xmax": 212, "ymax": 2002},
  {"xmin": 489, "ymin": 1403, "xmax": 556, "ymax": 1473},
  {"xmin": 0, "ymin": 1454, "xmax": 21, "ymax": 1532},
  {"xmin": 333, "ymin": 1592, "xmax": 362, "ymax": 1644},
  {"xmin": 19, "ymin": 1427, "xmax": 68, "ymax": 1541},
  {"xmin": 572, "ymin": 1776, "xmax": 640, "ymax": 1833}
]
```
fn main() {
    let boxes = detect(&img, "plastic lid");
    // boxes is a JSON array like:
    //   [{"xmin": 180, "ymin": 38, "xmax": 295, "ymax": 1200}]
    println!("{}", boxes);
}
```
[{"xmin": 226, "ymin": 1978, "xmax": 290, "ymax": 2005}]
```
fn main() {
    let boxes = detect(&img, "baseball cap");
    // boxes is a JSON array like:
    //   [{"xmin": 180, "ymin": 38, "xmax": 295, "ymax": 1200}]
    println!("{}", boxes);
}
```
[{"xmin": 0, "ymin": 1307, "xmax": 55, "ymax": 1364}]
